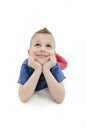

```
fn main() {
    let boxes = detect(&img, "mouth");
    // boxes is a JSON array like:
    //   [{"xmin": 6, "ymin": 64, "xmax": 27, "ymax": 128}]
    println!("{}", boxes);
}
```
[{"xmin": 36, "ymin": 53, "xmax": 48, "ymax": 58}]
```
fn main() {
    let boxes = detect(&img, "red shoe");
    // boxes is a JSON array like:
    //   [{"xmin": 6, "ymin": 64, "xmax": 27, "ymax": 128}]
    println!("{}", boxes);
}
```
[{"xmin": 55, "ymin": 53, "xmax": 68, "ymax": 70}]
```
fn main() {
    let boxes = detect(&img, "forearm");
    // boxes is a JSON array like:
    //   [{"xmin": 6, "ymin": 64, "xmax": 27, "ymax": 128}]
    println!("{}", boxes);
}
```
[
  {"xmin": 43, "ymin": 69, "xmax": 65, "ymax": 103},
  {"xmin": 18, "ymin": 69, "xmax": 41, "ymax": 102}
]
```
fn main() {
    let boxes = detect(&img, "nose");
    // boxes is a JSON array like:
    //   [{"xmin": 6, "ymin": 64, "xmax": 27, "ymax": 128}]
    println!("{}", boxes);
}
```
[{"xmin": 40, "ymin": 46, "xmax": 46, "ymax": 52}]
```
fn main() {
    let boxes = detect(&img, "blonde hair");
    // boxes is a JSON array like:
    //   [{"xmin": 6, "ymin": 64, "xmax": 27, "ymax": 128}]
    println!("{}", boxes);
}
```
[
  {"xmin": 30, "ymin": 28, "xmax": 55, "ymax": 47},
  {"xmin": 36, "ymin": 28, "xmax": 52, "ymax": 34}
]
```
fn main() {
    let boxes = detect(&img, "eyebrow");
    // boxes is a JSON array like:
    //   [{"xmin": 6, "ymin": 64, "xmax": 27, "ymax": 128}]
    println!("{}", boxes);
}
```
[
  {"xmin": 46, "ymin": 42, "xmax": 54, "ymax": 47},
  {"xmin": 47, "ymin": 42, "xmax": 53, "ymax": 44},
  {"xmin": 35, "ymin": 40, "xmax": 41, "ymax": 43}
]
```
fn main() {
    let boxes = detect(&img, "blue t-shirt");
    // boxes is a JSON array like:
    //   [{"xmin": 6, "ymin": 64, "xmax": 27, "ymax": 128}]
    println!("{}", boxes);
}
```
[{"xmin": 18, "ymin": 58, "xmax": 66, "ymax": 91}]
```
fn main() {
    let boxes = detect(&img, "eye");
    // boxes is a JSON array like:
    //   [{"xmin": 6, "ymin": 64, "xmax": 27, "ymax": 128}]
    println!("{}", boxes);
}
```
[
  {"xmin": 46, "ymin": 44, "xmax": 52, "ymax": 48},
  {"xmin": 34, "ymin": 43, "xmax": 41, "ymax": 47}
]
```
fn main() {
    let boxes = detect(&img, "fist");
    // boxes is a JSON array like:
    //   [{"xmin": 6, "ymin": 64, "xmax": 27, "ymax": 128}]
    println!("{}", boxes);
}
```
[
  {"xmin": 28, "ymin": 56, "xmax": 42, "ymax": 70},
  {"xmin": 43, "ymin": 55, "xmax": 56, "ymax": 70}
]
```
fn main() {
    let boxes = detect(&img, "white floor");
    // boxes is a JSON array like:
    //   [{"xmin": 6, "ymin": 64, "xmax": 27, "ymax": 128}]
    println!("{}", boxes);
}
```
[{"xmin": 0, "ymin": 65, "xmax": 85, "ymax": 130}]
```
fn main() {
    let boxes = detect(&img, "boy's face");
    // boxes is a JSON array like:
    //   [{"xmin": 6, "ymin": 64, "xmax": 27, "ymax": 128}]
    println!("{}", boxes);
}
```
[{"xmin": 28, "ymin": 33, "xmax": 55, "ymax": 65}]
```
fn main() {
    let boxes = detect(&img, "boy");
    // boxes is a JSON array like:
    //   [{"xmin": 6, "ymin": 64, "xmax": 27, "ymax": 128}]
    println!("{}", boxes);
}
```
[{"xmin": 18, "ymin": 28, "xmax": 66, "ymax": 103}]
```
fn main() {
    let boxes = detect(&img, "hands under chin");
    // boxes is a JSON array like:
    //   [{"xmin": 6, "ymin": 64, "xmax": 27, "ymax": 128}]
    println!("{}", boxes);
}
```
[
  {"xmin": 28, "ymin": 56, "xmax": 42, "ymax": 71},
  {"xmin": 28, "ymin": 55, "xmax": 56, "ymax": 72},
  {"xmin": 43, "ymin": 55, "xmax": 56, "ymax": 71}
]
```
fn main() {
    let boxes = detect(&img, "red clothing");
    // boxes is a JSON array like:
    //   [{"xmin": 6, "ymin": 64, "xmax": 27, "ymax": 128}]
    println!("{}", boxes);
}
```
[{"xmin": 55, "ymin": 53, "xmax": 68, "ymax": 70}]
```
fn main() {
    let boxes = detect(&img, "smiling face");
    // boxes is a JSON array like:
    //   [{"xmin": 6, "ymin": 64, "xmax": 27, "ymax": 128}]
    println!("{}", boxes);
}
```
[{"xmin": 29, "ymin": 33, "xmax": 55, "ymax": 65}]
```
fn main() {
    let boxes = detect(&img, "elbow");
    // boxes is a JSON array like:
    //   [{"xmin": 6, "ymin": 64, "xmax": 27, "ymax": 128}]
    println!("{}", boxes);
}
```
[
  {"xmin": 20, "ymin": 99, "xmax": 28, "ymax": 103},
  {"xmin": 55, "ymin": 97, "xmax": 65, "ymax": 104},
  {"xmin": 18, "ymin": 88, "xmax": 28, "ymax": 103},
  {"xmin": 55, "ymin": 91, "xmax": 65, "ymax": 104},
  {"xmin": 19, "ymin": 96, "xmax": 28, "ymax": 103}
]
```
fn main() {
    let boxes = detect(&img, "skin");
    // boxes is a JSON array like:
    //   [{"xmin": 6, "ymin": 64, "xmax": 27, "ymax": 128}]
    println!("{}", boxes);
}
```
[{"xmin": 18, "ymin": 33, "xmax": 65, "ymax": 103}]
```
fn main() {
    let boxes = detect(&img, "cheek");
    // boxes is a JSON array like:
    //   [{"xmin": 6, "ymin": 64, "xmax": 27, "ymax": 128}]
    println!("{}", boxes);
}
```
[
  {"xmin": 29, "ymin": 49, "xmax": 35, "ymax": 56},
  {"xmin": 48, "ymin": 50, "xmax": 55, "ymax": 56}
]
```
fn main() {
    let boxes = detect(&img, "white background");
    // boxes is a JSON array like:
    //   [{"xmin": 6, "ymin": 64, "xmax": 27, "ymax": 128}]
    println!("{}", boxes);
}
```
[{"xmin": 0, "ymin": 0, "xmax": 86, "ymax": 130}]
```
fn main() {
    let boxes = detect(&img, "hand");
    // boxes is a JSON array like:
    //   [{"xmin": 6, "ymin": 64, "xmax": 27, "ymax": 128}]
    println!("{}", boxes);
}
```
[
  {"xmin": 43, "ymin": 55, "xmax": 56, "ymax": 71},
  {"xmin": 28, "ymin": 56, "xmax": 42, "ymax": 71}
]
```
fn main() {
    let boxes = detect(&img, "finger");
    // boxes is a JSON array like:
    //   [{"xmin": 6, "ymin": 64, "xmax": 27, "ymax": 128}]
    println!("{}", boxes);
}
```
[
  {"xmin": 50, "ymin": 56, "xmax": 53, "ymax": 60},
  {"xmin": 30, "ymin": 56, "xmax": 34, "ymax": 60}
]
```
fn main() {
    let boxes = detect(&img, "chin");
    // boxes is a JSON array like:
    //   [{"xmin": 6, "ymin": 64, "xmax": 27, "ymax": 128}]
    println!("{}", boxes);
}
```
[
  {"xmin": 37, "ymin": 59, "xmax": 48, "ymax": 65},
  {"xmin": 40, "ymin": 61, "xmax": 46, "ymax": 65}
]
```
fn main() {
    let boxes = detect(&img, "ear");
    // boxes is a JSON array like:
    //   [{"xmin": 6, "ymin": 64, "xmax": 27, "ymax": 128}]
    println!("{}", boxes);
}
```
[
  {"xmin": 54, "ymin": 52, "xmax": 57, "ymax": 56},
  {"xmin": 28, "ymin": 49, "xmax": 30, "ymax": 55}
]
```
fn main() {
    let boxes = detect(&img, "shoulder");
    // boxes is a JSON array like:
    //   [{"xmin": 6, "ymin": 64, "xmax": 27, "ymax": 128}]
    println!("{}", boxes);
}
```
[
  {"xmin": 21, "ymin": 58, "xmax": 34, "ymax": 73},
  {"xmin": 51, "ymin": 62, "xmax": 65, "ymax": 75},
  {"xmin": 22, "ymin": 58, "xmax": 28, "ymax": 65},
  {"xmin": 51, "ymin": 62, "xmax": 66, "ymax": 82},
  {"xmin": 51, "ymin": 62, "xmax": 61, "ymax": 71}
]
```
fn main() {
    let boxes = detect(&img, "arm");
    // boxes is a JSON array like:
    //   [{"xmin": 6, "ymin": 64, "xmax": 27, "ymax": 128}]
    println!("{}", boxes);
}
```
[
  {"xmin": 18, "ymin": 57, "xmax": 42, "ymax": 103},
  {"xmin": 43, "ymin": 56, "xmax": 65, "ymax": 103}
]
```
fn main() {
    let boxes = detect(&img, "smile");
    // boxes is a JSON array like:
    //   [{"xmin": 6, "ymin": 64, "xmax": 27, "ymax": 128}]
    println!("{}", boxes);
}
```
[{"xmin": 36, "ymin": 53, "xmax": 48, "ymax": 57}]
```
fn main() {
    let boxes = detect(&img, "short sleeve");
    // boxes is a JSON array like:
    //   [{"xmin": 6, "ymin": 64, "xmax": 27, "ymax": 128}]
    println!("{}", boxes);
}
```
[
  {"xmin": 17, "ymin": 64, "xmax": 31, "ymax": 85},
  {"xmin": 51, "ymin": 63, "xmax": 66, "ymax": 82}
]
